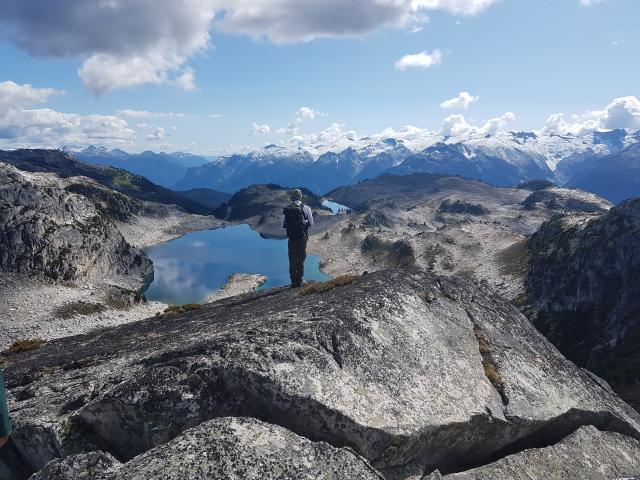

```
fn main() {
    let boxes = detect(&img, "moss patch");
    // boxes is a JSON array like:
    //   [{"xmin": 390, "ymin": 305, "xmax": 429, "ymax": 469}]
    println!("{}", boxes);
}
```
[
  {"xmin": 299, "ymin": 275, "xmax": 361, "ymax": 295},
  {"xmin": 55, "ymin": 301, "xmax": 107, "ymax": 319},
  {"xmin": 473, "ymin": 325, "xmax": 508, "ymax": 405},
  {"xmin": 162, "ymin": 303, "xmax": 203, "ymax": 315},
  {"xmin": 496, "ymin": 240, "xmax": 529, "ymax": 277},
  {"xmin": 4, "ymin": 338, "xmax": 46, "ymax": 355}
]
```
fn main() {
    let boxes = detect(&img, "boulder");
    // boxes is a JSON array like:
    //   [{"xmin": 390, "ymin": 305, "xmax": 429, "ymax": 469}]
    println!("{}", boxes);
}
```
[
  {"xmin": 441, "ymin": 425, "xmax": 640, "ymax": 480},
  {"xmin": 31, "ymin": 417, "xmax": 383, "ymax": 480},
  {"xmin": 2, "ymin": 269, "xmax": 639, "ymax": 479}
]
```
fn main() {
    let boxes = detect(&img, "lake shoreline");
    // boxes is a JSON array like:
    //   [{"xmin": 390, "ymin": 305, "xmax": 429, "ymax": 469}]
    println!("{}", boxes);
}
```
[{"xmin": 143, "ymin": 223, "xmax": 330, "ymax": 305}]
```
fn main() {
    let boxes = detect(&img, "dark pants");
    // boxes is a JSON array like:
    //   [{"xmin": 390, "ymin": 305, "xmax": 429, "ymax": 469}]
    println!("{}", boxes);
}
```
[{"xmin": 288, "ymin": 237, "xmax": 307, "ymax": 286}]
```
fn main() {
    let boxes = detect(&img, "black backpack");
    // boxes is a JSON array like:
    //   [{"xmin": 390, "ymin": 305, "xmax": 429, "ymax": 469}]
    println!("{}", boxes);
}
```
[{"xmin": 283, "ymin": 203, "xmax": 308, "ymax": 239}]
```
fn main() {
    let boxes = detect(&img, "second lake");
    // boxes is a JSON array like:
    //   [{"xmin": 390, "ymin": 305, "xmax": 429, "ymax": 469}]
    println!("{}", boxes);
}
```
[{"xmin": 143, "ymin": 224, "xmax": 329, "ymax": 305}]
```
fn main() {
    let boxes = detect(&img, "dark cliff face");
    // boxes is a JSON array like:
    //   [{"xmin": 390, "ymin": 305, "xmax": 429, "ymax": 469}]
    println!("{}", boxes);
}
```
[
  {"xmin": 0, "ymin": 163, "xmax": 152, "ymax": 283},
  {"xmin": 2, "ymin": 269, "xmax": 639, "ymax": 479},
  {"xmin": 526, "ymin": 199, "xmax": 640, "ymax": 391}
]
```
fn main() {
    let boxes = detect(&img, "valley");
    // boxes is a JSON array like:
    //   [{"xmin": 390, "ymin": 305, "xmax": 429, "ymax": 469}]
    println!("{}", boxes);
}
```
[{"xmin": 1, "ymin": 144, "xmax": 640, "ymax": 479}]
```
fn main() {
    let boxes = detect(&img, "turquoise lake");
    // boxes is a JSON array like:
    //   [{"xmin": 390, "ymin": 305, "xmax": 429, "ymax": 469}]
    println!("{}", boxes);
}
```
[{"xmin": 143, "ymin": 224, "xmax": 329, "ymax": 305}]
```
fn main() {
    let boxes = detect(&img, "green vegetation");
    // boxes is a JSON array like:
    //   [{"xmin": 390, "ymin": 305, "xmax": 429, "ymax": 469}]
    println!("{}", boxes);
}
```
[
  {"xmin": 112, "ymin": 172, "xmax": 142, "ymax": 191},
  {"xmin": 299, "ymin": 275, "xmax": 361, "ymax": 295},
  {"xmin": 438, "ymin": 199, "xmax": 489, "ymax": 216},
  {"xmin": 162, "ymin": 303, "xmax": 203, "ymax": 315},
  {"xmin": 4, "ymin": 338, "xmax": 45, "ymax": 354},
  {"xmin": 361, "ymin": 234, "xmax": 415, "ymax": 267},
  {"xmin": 362, "ymin": 211, "xmax": 390, "ymax": 228},
  {"xmin": 496, "ymin": 240, "xmax": 529, "ymax": 277},
  {"xmin": 473, "ymin": 326, "xmax": 505, "ymax": 397},
  {"xmin": 54, "ymin": 301, "xmax": 107, "ymax": 319}
]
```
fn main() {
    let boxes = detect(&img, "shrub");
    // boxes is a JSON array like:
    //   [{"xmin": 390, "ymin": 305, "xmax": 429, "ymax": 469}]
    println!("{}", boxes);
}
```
[
  {"xmin": 361, "ymin": 234, "xmax": 415, "ymax": 267},
  {"xmin": 438, "ymin": 199, "xmax": 489, "ymax": 216},
  {"xmin": 363, "ymin": 211, "xmax": 390, "ymax": 228},
  {"xmin": 496, "ymin": 240, "xmax": 529, "ymax": 277},
  {"xmin": 162, "ymin": 303, "xmax": 202, "ymax": 315},
  {"xmin": 5, "ymin": 338, "xmax": 45, "ymax": 354},
  {"xmin": 54, "ymin": 301, "xmax": 106, "ymax": 319},
  {"xmin": 299, "ymin": 275, "xmax": 361, "ymax": 295}
]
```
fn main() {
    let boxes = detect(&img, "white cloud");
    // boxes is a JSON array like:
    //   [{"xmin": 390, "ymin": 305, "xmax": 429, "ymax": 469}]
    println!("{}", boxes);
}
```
[
  {"xmin": 543, "ymin": 96, "xmax": 640, "ymax": 135},
  {"xmin": 441, "ymin": 112, "xmax": 515, "ymax": 136},
  {"xmin": 296, "ymin": 107, "xmax": 325, "ymax": 122},
  {"xmin": 146, "ymin": 127, "xmax": 166, "ymax": 141},
  {"xmin": 216, "ymin": 0, "xmax": 499, "ymax": 43},
  {"xmin": 0, "ymin": 0, "xmax": 216, "ymax": 94},
  {"xmin": 116, "ymin": 110, "xmax": 188, "ymax": 119},
  {"xmin": 0, "ymin": 81, "xmax": 64, "ymax": 111},
  {"xmin": 251, "ymin": 122, "xmax": 271, "ymax": 135},
  {"xmin": 175, "ymin": 67, "xmax": 197, "ymax": 91},
  {"xmin": 277, "ymin": 123, "xmax": 300, "ymax": 135},
  {"xmin": 440, "ymin": 91, "xmax": 479, "ymax": 109},
  {"xmin": 0, "ymin": 1, "xmax": 500, "ymax": 92},
  {"xmin": 394, "ymin": 49, "xmax": 443, "ymax": 70},
  {"xmin": 290, "ymin": 123, "xmax": 357, "ymax": 146},
  {"xmin": 579, "ymin": 0, "xmax": 606, "ymax": 6},
  {"xmin": 0, "ymin": 81, "xmax": 133, "ymax": 148},
  {"xmin": 0, "ymin": 108, "xmax": 134, "ymax": 147},
  {"xmin": 412, "ymin": 0, "xmax": 501, "ymax": 15}
]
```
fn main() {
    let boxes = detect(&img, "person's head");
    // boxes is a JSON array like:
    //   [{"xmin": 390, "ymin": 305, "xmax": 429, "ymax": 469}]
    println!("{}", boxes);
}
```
[{"xmin": 290, "ymin": 189, "xmax": 303, "ymax": 202}]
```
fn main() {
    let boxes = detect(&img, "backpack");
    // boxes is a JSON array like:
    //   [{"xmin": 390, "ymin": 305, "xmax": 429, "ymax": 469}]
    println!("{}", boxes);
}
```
[{"xmin": 283, "ymin": 203, "xmax": 308, "ymax": 240}]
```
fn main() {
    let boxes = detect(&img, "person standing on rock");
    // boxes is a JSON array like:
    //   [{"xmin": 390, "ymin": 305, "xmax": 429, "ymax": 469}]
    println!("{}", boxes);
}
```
[
  {"xmin": 0, "ymin": 369, "xmax": 11, "ymax": 448},
  {"xmin": 281, "ymin": 189, "xmax": 314, "ymax": 287}
]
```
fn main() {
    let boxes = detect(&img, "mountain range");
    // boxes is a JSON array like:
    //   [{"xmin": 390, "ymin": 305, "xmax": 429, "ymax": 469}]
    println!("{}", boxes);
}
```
[
  {"xmin": 74, "ymin": 128, "xmax": 640, "ymax": 203},
  {"xmin": 68, "ymin": 146, "xmax": 211, "ymax": 189}
]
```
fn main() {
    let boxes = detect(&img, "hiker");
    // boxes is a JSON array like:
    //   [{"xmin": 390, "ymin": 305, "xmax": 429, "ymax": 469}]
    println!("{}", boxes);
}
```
[
  {"xmin": 281, "ymin": 189, "xmax": 314, "ymax": 287},
  {"xmin": 0, "ymin": 369, "xmax": 11, "ymax": 449}
]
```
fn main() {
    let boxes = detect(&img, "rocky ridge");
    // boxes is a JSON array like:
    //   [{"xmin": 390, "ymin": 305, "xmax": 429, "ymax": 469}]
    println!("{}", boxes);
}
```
[
  {"xmin": 1, "ymin": 270, "xmax": 639, "ymax": 479},
  {"xmin": 0, "ymin": 163, "xmax": 151, "ymax": 283},
  {"xmin": 526, "ymin": 198, "xmax": 640, "ymax": 409},
  {"xmin": 310, "ymin": 173, "xmax": 612, "ymax": 301}
]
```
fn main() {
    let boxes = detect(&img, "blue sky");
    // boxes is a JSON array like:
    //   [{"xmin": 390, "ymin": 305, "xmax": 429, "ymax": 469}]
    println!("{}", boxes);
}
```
[{"xmin": 0, "ymin": 0, "xmax": 638, "ymax": 154}]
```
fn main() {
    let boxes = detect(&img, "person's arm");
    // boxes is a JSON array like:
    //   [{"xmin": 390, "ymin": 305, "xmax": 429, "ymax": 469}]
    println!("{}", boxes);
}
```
[
  {"xmin": 304, "ymin": 205, "xmax": 314, "ymax": 228},
  {"xmin": 0, "ymin": 370, "xmax": 11, "ymax": 448}
]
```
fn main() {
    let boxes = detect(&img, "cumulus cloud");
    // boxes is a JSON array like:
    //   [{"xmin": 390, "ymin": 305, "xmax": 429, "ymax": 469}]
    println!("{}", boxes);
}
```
[
  {"xmin": 0, "ymin": 1, "xmax": 500, "ymax": 92},
  {"xmin": 0, "ymin": 0, "xmax": 216, "ymax": 94},
  {"xmin": 0, "ymin": 108, "xmax": 133, "ymax": 147},
  {"xmin": 277, "ymin": 123, "xmax": 300, "ymax": 135},
  {"xmin": 440, "ymin": 91, "xmax": 479, "ymax": 109},
  {"xmin": 296, "ymin": 107, "xmax": 325, "ymax": 122},
  {"xmin": 0, "ymin": 80, "xmax": 64, "ymax": 111},
  {"xmin": 543, "ymin": 96, "xmax": 640, "ymax": 135},
  {"xmin": 251, "ymin": 122, "xmax": 271, "ymax": 135},
  {"xmin": 441, "ymin": 112, "xmax": 515, "ymax": 136},
  {"xmin": 0, "ymin": 80, "xmax": 133, "ymax": 147},
  {"xmin": 146, "ymin": 127, "xmax": 166, "ymax": 141},
  {"xmin": 394, "ymin": 49, "xmax": 443, "ymax": 70},
  {"xmin": 290, "ymin": 123, "xmax": 357, "ymax": 146}
]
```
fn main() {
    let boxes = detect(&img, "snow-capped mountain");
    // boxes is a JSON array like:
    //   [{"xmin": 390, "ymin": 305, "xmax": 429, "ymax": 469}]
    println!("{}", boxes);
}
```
[{"xmin": 175, "ymin": 129, "xmax": 640, "ymax": 195}]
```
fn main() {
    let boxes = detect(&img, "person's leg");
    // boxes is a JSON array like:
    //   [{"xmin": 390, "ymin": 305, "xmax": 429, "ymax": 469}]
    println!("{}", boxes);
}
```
[
  {"xmin": 288, "ymin": 239, "xmax": 297, "ymax": 286},
  {"xmin": 296, "ymin": 238, "xmax": 307, "ymax": 285}
]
